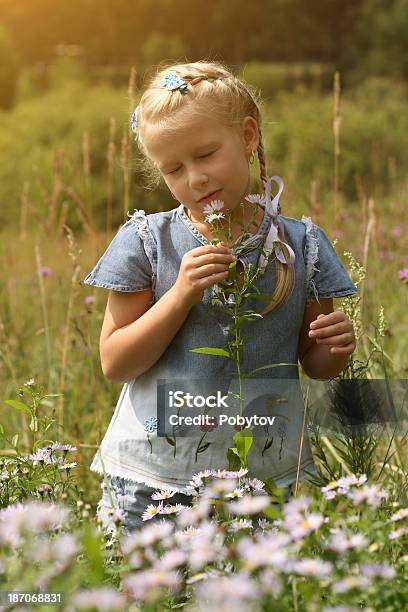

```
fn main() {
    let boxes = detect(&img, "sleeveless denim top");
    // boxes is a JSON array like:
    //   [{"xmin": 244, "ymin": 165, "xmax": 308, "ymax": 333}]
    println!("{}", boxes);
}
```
[{"xmin": 83, "ymin": 189, "xmax": 357, "ymax": 494}]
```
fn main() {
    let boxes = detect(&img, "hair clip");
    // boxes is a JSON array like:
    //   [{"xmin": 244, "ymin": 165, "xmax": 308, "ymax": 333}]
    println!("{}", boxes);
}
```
[
  {"xmin": 160, "ymin": 72, "xmax": 188, "ymax": 92},
  {"xmin": 130, "ymin": 105, "xmax": 140, "ymax": 134}
]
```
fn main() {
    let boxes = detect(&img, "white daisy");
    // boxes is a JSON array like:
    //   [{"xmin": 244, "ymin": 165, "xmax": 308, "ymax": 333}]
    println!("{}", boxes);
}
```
[
  {"xmin": 202, "ymin": 200, "xmax": 224, "ymax": 215},
  {"xmin": 141, "ymin": 503, "xmax": 164, "ymax": 521},
  {"xmin": 151, "ymin": 489, "xmax": 176, "ymax": 500}
]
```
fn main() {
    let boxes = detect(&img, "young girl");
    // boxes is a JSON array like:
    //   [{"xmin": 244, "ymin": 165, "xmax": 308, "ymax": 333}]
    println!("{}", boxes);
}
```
[{"xmin": 84, "ymin": 61, "xmax": 357, "ymax": 532}]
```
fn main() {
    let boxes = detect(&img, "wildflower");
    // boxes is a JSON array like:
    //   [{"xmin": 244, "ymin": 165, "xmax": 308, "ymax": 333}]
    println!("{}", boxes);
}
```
[
  {"xmin": 337, "ymin": 474, "xmax": 367, "ymax": 490},
  {"xmin": 188, "ymin": 522, "xmax": 224, "ymax": 570},
  {"xmin": 226, "ymin": 488, "xmax": 244, "ymax": 499},
  {"xmin": 327, "ymin": 530, "xmax": 368, "ymax": 552},
  {"xmin": 392, "ymin": 225, "xmax": 404, "ymax": 237},
  {"xmin": 151, "ymin": 489, "xmax": 176, "ymax": 500},
  {"xmin": 0, "ymin": 501, "xmax": 69, "ymax": 546},
  {"xmin": 360, "ymin": 562, "xmax": 396, "ymax": 579},
  {"xmin": 160, "ymin": 503, "xmax": 186, "ymax": 515},
  {"xmin": 38, "ymin": 266, "xmax": 52, "ymax": 277},
  {"xmin": 73, "ymin": 587, "xmax": 126, "ymax": 611},
  {"xmin": 389, "ymin": 527, "xmax": 408, "ymax": 540},
  {"xmin": 244, "ymin": 478, "xmax": 265, "ymax": 492},
  {"xmin": 24, "ymin": 378, "xmax": 35, "ymax": 387},
  {"xmin": 58, "ymin": 461, "xmax": 77, "ymax": 471},
  {"xmin": 84, "ymin": 295, "xmax": 96, "ymax": 306},
  {"xmin": 208, "ymin": 478, "xmax": 238, "ymax": 497},
  {"xmin": 195, "ymin": 571, "xmax": 260, "ymax": 610},
  {"xmin": 237, "ymin": 534, "xmax": 291, "ymax": 571},
  {"xmin": 141, "ymin": 503, "xmax": 164, "ymax": 521},
  {"xmin": 29, "ymin": 447, "xmax": 53, "ymax": 465},
  {"xmin": 292, "ymin": 558, "xmax": 333, "ymax": 578},
  {"xmin": 202, "ymin": 200, "xmax": 224, "ymax": 215},
  {"xmin": 348, "ymin": 484, "xmax": 388, "ymax": 508},
  {"xmin": 228, "ymin": 518, "xmax": 253, "ymax": 532},
  {"xmin": 390, "ymin": 508, "xmax": 408, "ymax": 522},
  {"xmin": 284, "ymin": 496, "xmax": 311, "ymax": 515},
  {"xmin": 52, "ymin": 442, "xmax": 77, "ymax": 452},
  {"xmin": 399, "ymin": 268, "xmax": 408, "ymax": 282},
  {"xmin": 129, "ymin": 520, "xmax": 173, "ymax": 549},
  {"xmin": 177, "ymin": 497, "xmax": 211, "ymax": 527},
  {"xmin": 155, "ymin": 549, "xmax": 187, "ymax": 570},
  {"xmin": 123, "ymin": 569, "xmax": 181, "ymax": 603},
  {"xmin": 332, "ymin": 575, "xmax": 371, "ymax": 593},
  {"xmin": 205, "ymin": 212, "xmax": 225, "ymax": 224},
  {"xmin": 283, "ymin": 512, "xmax": 324, "ymax": 539},
  {"xmin": 228, "ymin": 495, "xmax": 270, "ymax": 516}
]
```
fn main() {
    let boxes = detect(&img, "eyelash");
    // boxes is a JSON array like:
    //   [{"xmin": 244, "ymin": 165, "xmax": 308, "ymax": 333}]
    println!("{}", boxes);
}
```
[{"xmin": 167, "ymin": 151, "xmax": 215, "ymax": 175}]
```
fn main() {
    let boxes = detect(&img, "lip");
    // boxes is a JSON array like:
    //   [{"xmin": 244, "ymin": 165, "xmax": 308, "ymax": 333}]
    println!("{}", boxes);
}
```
[{"xmin": 199, "ymin": 189, "xmax": 222, "ymax": 203}]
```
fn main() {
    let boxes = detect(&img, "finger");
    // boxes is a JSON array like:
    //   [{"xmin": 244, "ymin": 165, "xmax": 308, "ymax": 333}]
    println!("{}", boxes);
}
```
[
  {"xmin": 328, "ymin": 342, "xmax": 356, "ymax": 355},
  {"xmin": 194, "ymin": 252, "xmax": 236, "ymax": 267},
  {"xmin": 315, "ymin": 333, "xmax": 355, "ymax": 346},
  {"xmin": 199, "ymin": 270, "xmax": 230, "ymax": 288},
  {"xmin": 191, "ymin": 244, "xmax": 232, "ymax": 257},
  {"xmin": 309, "ymin": 322, "xmax": 353, "ymax": 339},
  {"xmin": 310, "ymin": 310, "xmax": 346, "ymax": 329},
  {"xmin": 191, "ymin": 263, "xmax": 232, "ymax": 279}
]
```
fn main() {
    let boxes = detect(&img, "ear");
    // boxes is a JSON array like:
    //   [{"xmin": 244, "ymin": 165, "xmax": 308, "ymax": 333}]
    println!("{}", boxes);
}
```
[{"xmin": 241, "ymin": 116, "xmax": 260, "ymax": 155}]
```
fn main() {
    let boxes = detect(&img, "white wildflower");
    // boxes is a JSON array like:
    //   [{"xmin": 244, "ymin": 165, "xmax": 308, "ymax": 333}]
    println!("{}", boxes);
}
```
[
  {"xmin": 228, "ymin": 495, "xmax": 270, "ymax": 516},
  {"xmin": 292, "ymin": 558, "xmax": 333, "ymax": 578},
  {"xmin": 141, "ymin": 503, "xmax": 164, "ymax": 521},
  {"xmin": 390, "ymin": 508, "xmax": 408, "ymax": 522},
  {"xmin": 228, "ymin": 518, "xmax": 253, "ymax": 532},
  {"xmin": 73, "ymin": 587, "xmax": 126, "ymax": 611},
  {"xmin": 202, "ymin": 200, "xmax": 224, "ymax": 215},
  {"xmin": 151, "ymin": 489, "xmax": 177, "ymax": 500}
]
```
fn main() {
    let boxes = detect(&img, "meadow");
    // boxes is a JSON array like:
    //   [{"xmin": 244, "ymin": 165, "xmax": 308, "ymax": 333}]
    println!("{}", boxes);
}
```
[{"xmin": 0, "ymin": 64, "xmax": 407, "ymax": 609}]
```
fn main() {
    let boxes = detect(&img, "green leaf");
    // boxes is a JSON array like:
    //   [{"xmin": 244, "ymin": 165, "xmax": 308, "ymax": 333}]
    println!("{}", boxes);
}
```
[
  {"xmin": 227, "ymin": 447, "xmax": 242, "ymax": 471},
  {"xmin": 233, "ymin": 428, "xmax": 253, "ymax": 466},
  {"xmin": 243, "ymin": 293, "xmax": 271, "ymax": 300},
  {"xmin": 243, "ymin": 362, "xmax": 298, "ymax": 379},
  {"xmin": 82, "ymin": 524, "xmax": 105, "ymax": 585},
  {"xmin": 4, "ymin": 399, "xmax": 32, "ymax": 415},
  {"xmin": 0, "ymin": 423, "xmax": 4, "ymax": 435},
  {"xmin": 11, "ymin": 434, "xmax": 19, "ymax": 448},
  {"xmin": 262, "ymin": 505, "xmax": 282, "ymax": 520},
  {"xmin": 190, "ymin": 347, "xmax": 231, "ymax": 357}
]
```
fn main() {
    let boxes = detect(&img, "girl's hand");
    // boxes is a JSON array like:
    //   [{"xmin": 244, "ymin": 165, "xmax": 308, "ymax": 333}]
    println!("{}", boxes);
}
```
[
  {"xmin": 175, "ymin": 242, "xmax": 236, "ymax": 306},
  {"xmin": 308, "ymin": 310, "xmax": 356, "ymax": 356}
]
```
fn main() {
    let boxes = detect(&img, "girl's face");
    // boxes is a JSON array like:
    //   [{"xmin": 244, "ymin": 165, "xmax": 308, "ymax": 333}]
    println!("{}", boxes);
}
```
[{"xmin": 144, "ymin": 114, "xmax": 259, "ymax": 222}]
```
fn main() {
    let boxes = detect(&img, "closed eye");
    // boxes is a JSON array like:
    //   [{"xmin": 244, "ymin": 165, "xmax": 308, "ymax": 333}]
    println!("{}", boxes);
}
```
[{"xmin": 198, "ymin": 151, "xmax": 215, "ymax": 158}]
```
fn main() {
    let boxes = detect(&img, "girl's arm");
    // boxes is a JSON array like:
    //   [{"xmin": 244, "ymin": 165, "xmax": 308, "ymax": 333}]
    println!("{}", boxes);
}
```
[{"xmin": 100, "ymin": 243, "xmax": 236, "ymax": 383}]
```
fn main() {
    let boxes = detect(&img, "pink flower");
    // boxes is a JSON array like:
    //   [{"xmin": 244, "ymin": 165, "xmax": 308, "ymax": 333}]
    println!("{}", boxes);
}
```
[
  {"xmin": 392, "ymin": 225, "xmax": 404, "ymax": 238},
  {"xmin": 38, "ymin": 266, "xmax": 52, "ymax": 277},
  {"xmin": 84, "ymin": 295, "xmax": 96, "ymax": 306},
  {"xmin": 399, "ymin": 268, "xmax": 408, "ymax": 282}
]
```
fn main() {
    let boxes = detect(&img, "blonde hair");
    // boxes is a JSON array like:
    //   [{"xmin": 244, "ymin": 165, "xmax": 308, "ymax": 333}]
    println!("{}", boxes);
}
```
[{"xmin": 135, "ymin": 60, "xmax": 294, "ymax": 313}]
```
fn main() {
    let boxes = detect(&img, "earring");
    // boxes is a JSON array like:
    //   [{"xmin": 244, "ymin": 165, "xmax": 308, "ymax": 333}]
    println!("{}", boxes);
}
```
[{"xmin": 249, "ymin": 151, "xmax": 255, "ymax": 165}]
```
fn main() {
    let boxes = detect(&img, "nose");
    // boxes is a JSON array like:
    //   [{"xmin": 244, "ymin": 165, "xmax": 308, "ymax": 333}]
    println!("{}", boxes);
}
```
[{"xmin": 187, "ymin": 166, "xmax": 208, "ymax": 191}]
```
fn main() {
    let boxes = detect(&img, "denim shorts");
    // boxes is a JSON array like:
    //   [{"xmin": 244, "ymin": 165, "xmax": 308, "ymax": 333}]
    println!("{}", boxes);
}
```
[{"xmin": 97, "ymin": 475, "xmax": 294, "ymax": 534}]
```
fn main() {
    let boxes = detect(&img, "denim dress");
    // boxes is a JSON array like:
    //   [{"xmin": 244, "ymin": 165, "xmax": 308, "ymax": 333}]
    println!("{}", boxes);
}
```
[{"xmin": 84, "ymin": 187, "xmax": 357, "ymax": 527}]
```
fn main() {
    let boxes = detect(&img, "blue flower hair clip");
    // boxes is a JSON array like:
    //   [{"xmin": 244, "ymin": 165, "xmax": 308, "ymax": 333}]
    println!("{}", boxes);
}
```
[
  {"xmin": 160, "ymin": 72, "xmax": 188, "ymax": 92},
  {"xmin": 130, "ymin": 105, "xmax": 140, "ymax": 139}
]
